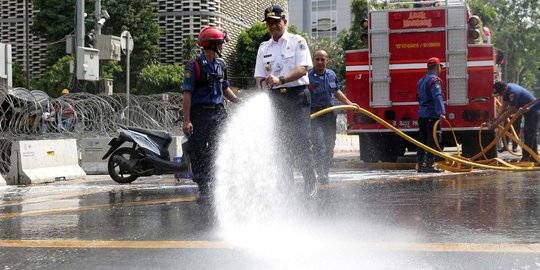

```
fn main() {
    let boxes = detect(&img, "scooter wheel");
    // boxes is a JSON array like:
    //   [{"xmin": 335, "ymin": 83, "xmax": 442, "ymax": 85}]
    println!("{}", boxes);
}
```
[{"xmin": 108, "ymin": 147, "xmax": 139, "ymax": 184}]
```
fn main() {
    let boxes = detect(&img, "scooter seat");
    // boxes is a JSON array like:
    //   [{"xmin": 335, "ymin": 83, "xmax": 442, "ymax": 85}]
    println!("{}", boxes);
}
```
[{"xmin": 124, "ymin": 126, "xmax": 172, "ymax": 143}]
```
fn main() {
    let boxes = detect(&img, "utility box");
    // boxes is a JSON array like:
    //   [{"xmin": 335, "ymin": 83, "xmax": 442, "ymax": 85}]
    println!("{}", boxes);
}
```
[
  {"xmin": 65, "ymin": 35, "xmax": 74, "ymax": 54},
  {"xmin": 76, "ymin": 47, "xmax": 100, "ymax": 81},
  {"xmin": 0, "ymin": 42, "xmax": 12, "ymax": 89},
  {"xmin": 95, "ymin": 35, "xmax": 121, "ymax": 61}
]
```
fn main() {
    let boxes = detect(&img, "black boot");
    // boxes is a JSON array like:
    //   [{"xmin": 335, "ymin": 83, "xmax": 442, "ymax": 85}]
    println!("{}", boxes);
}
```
[{"xmin": 423, "ymin": 166, "xmax": 444, "ymax": 173}]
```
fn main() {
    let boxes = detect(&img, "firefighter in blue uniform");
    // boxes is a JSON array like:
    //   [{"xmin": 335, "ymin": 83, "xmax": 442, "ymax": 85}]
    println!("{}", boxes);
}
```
[
  {"xmin": 309, "ymin": 49, "xmax": 357, "ymax": 184},
  {"xmin": 182, "ymin": 26, "xmax": 240, "ymax": 203},
  {"xmin": 416, "ymin": 57, "xmax": 446, "ymax": 173},
  {"xmin": 254, "ymin": 5, "xmax": 318, "ymax": 197},
  {"xmin": 489, "ymin": 81, "xmax": 539, "ymax": 162}
]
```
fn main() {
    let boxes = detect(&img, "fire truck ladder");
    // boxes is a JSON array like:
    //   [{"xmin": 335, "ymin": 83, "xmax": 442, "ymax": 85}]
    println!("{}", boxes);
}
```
[
  {"xmin": 369, "ymin": 10, "xmax": 391, "ymax": 108},
  {"xmin": 445, "ymin": 2, "xmax": 469, "ymax": 105},
  {"xmin": 380, "ymin": 0, "xmax": 469, "ymax": 106}
]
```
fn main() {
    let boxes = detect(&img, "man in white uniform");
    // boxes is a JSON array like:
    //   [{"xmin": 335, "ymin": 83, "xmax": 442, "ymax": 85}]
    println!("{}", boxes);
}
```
[{"xmin": 254, "ymin": 5, "xmax": 318, "ymax": 197}]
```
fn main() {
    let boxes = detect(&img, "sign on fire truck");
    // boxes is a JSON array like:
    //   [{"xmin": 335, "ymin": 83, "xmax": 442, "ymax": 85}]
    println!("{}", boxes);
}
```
[{"xmin": 346, "ymin": 0, "xmax": 498, "ymax": 162}]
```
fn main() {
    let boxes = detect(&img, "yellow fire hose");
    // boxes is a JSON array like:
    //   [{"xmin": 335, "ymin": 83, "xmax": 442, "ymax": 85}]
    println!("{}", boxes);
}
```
[
  {"xmin": 310, "ymin": 103, "xmax": 540, "ymax": 172},
  {"xmin": 493, "ymin": 99, "xmax": 521, "ymax": 156}
]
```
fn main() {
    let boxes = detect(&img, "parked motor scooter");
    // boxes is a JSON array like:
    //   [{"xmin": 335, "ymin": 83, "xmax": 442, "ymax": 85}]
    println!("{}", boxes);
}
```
[{"xmin": 102, "ymin": 124, "xmax": 190, "ymax": 183}]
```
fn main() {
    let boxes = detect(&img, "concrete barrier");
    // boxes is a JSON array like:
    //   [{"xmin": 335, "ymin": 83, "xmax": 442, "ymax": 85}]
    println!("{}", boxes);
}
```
[
  {"xmin": 79, "ymin": 136, "xmax": 185, "ymax": 175},
  {"xmin": 78, "ymin": 137, "xmax": 112, "ymax": 175},
  {"xmin": 7, "ymin": 139, "xmax": 86, "ymax": 185},
  {"xmin": 334, "ymin": 134, "xmax": 360, "ymax": 152}
]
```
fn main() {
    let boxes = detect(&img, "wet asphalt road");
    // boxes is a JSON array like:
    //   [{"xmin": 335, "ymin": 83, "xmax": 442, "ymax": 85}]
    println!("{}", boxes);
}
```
[{"xmin": 1, "ymin": 156, "xmax": 540, "ymax": 269}]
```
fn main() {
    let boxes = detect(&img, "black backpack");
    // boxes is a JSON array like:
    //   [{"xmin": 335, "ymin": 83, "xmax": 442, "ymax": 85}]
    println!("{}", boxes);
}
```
[{"xmin": 192, "ymin": 56, "xmax": 227, "ymax": 88}]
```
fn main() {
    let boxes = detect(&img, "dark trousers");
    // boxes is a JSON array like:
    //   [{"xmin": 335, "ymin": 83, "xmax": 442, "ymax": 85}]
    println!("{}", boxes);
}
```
[
  {"xmin": 270, "ymin": 86, "xmax": 317, "ymax": 185},
  {"xmin": 311, "ymin": 108, "xmax": 336, "ymax": 180},
  {"xmin": 187, "ymin": 106, "xmax": 227, "ymax": 192},
  {"xmin": 417, "ymin": 117, "xmax": 441, "ymax": 166},
  {"xmin": 512, "ymin": 116, "xmax": 522, "ymax": 149},
  {"xmin": 521, "ymin": 110, "xmax": 539, "ymax": 161}
]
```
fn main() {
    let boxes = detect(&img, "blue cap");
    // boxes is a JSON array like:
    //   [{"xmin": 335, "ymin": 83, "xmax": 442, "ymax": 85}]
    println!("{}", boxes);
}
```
[{"xmin": 263, "ymin": 5, "xmax": 286, "ymax": 21}]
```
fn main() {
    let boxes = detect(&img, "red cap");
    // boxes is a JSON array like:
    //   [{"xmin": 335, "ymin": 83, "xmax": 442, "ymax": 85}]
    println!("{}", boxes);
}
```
[{"xmin": 427, "ymin": 57, "xmax": 443, "ymax": 67}]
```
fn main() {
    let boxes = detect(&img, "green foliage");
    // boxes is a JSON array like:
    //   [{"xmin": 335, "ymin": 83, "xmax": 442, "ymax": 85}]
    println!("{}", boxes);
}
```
[
  {"xmin": 182, "ymin": 38, "xmax": 200, "ymax": 64},
  {"xmin": 136, "ymin": 63, "xmax": 184, "ymax": 95},
  {"xmin": 339, "ymin": 0, "xmax": 369, "ymax": 51},
  {"xmin": 30, "ymin": 0, "xmax": 80, "ymax": 66},
  {"xmin": 102, "ymin": 0, "xmax": 162, "ymax": 90},
  {"xmin": 31, "ymin": 0, "xmax": 75, "ymax": 41},
  {"xmin": 287, "ymin": 24, "xmax": 307, "ymax": 39},
  {"xmin": 34, "ymin": 55, "xmax": 74, "ymax": 96},
  {"xmin": 233, "ymin": 22, "xmax": 269, "ymax": 88},
  {"xmin": 12, "ymin": 62, "xmax": 28, "ymax": 88},
  {"xmin": 102, "ymin": 61, "xmax": 123, "ymax": 79},
  {"xmin": 31, "ymin": 0, "xmax": 162, "ymax": 92},
  {"xmin": 487, "ymin": 0, "xmax": 540, "ymax": 91},
  {"xmin": 467, "ymin": 0, "xmax": 497, "ymax": 26}
]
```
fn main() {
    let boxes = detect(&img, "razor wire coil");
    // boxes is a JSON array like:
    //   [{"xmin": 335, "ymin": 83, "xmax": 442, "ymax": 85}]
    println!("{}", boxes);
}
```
[{"xmin": 0, "ymin": 85, "xmax": 187, "ymax": 175}]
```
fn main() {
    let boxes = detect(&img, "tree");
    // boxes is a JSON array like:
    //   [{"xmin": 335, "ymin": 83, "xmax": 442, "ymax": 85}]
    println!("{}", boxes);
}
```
[
  {"xmin": 339, "ymin": 0, "xmax": 369, "ymax": 51},
  {"xmin": 30, "ymin": 0, "xmax": 82, "ymax": 66},
  {"xmin": 136, "ymin": 63, "xmax": 184, "ymax": 95},
  {"xmin": 12, "ymin": 63, "xmax": 28, "ymax": 88},
  {"xmin": 100, "ymin": 0, "xmax": 162, "ymax": 92},
  {"xmin": 181, "ymin": 38, "xmax": 200, "ymax": 64},
  {"xmin": 333, "ymin": 0, "xmax": 370, "ymax": 90},
  {"xmin": 31, "ymin": 0, "xmax": 162, "ymax": 92},
  {"xmin": 487, "ymin": 0, "xmax": 540, "ymax": 90},
  {"xmin": 33, "ymin": 55, "xmax": 74, "ymax": 97},
  {"xmin": 467, "ymin": 0, "xmax": 497, "ymax": 26},
  {"xmin": 233, "ymin": 22, "xmax": 270, "ymax": 88}
]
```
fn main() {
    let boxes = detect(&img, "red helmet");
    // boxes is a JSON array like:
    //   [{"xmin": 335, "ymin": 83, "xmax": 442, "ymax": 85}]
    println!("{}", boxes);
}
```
[{"xmin": 197, "ymin": 26, "xmax": 229, "ymax": 48}]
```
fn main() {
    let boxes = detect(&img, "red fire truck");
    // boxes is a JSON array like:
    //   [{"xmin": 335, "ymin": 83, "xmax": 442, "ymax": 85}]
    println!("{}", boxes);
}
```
[{"xmin": 346, "ymin": 0, "xmax": 497, "ymax": 162}]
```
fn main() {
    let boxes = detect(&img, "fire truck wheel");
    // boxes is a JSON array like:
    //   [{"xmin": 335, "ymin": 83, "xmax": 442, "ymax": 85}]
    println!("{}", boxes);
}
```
[
  {"xmin": 359, "ymin": 134, "xmax": 381, "ymax": 163},
  {"xmin": 380, "ymin": 153, "xmax": 398, "ymax": 162},
  {"xmin": 380, "ymin": 144, "xmax": 404, "ymax": 162}
]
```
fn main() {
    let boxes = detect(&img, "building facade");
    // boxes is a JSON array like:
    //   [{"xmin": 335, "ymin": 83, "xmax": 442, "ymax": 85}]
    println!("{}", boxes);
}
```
[
  {"xmin": 0, "ymin": 0, "xmax": 48, "ymax": 79},
  {"xmin": 288, "ymin": 0, "xmax": 351, "ymax": 41},
  {"xmin": 155, "ymin": 0, "xmax": 288, "ymax": 70},
  {"xmin": 0, "ymin": 0, "xmax": 287, "ymax": 85}
]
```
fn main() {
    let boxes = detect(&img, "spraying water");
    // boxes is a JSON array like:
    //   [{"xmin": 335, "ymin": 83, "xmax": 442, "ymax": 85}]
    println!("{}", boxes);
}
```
[
  {"xmin": 215, "ymin": 93, "xmax": 302, "ymax": 234},
  {"xmin": 214, "ymin": 93, "xmax": 429, "ymax": 270}
]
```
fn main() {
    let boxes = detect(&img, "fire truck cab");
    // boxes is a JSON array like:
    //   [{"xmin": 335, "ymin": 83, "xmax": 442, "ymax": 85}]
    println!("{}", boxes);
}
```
[{"xmin": 346, "ymin": 0, "xmax": 497, "ymax": 162}]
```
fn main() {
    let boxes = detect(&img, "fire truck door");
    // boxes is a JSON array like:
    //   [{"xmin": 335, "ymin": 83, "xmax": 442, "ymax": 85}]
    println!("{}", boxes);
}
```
[
  {"xmin": 446, "ymin": 5, "xmax": 468, "ymax": 105},
  {"xmin": 370, "ymin": 11, "xmax": 391, "ymax": 108}
]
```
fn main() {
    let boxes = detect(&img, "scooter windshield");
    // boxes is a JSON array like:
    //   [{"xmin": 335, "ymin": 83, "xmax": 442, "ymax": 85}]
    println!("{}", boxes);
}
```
[{"xmin": 123, "ymin": 130, "xmax": 161, "ymax": 156}]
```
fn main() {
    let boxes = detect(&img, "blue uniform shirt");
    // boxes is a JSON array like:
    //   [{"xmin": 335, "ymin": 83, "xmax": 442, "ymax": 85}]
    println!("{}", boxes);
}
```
[
  {"xmin": 308, "ymin": 68, "xmax": 339, "ymax": 107},
  {"xmin": 417, "ymin": 71, "xmax": 446, "ymax": 118},
  {"xmin": 182, "ymin": 53, "xmax": 229, "ymax": 105},
  {"xmin": 503, "ymin": 83, "xmax": 538, "ymax": 111}
]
